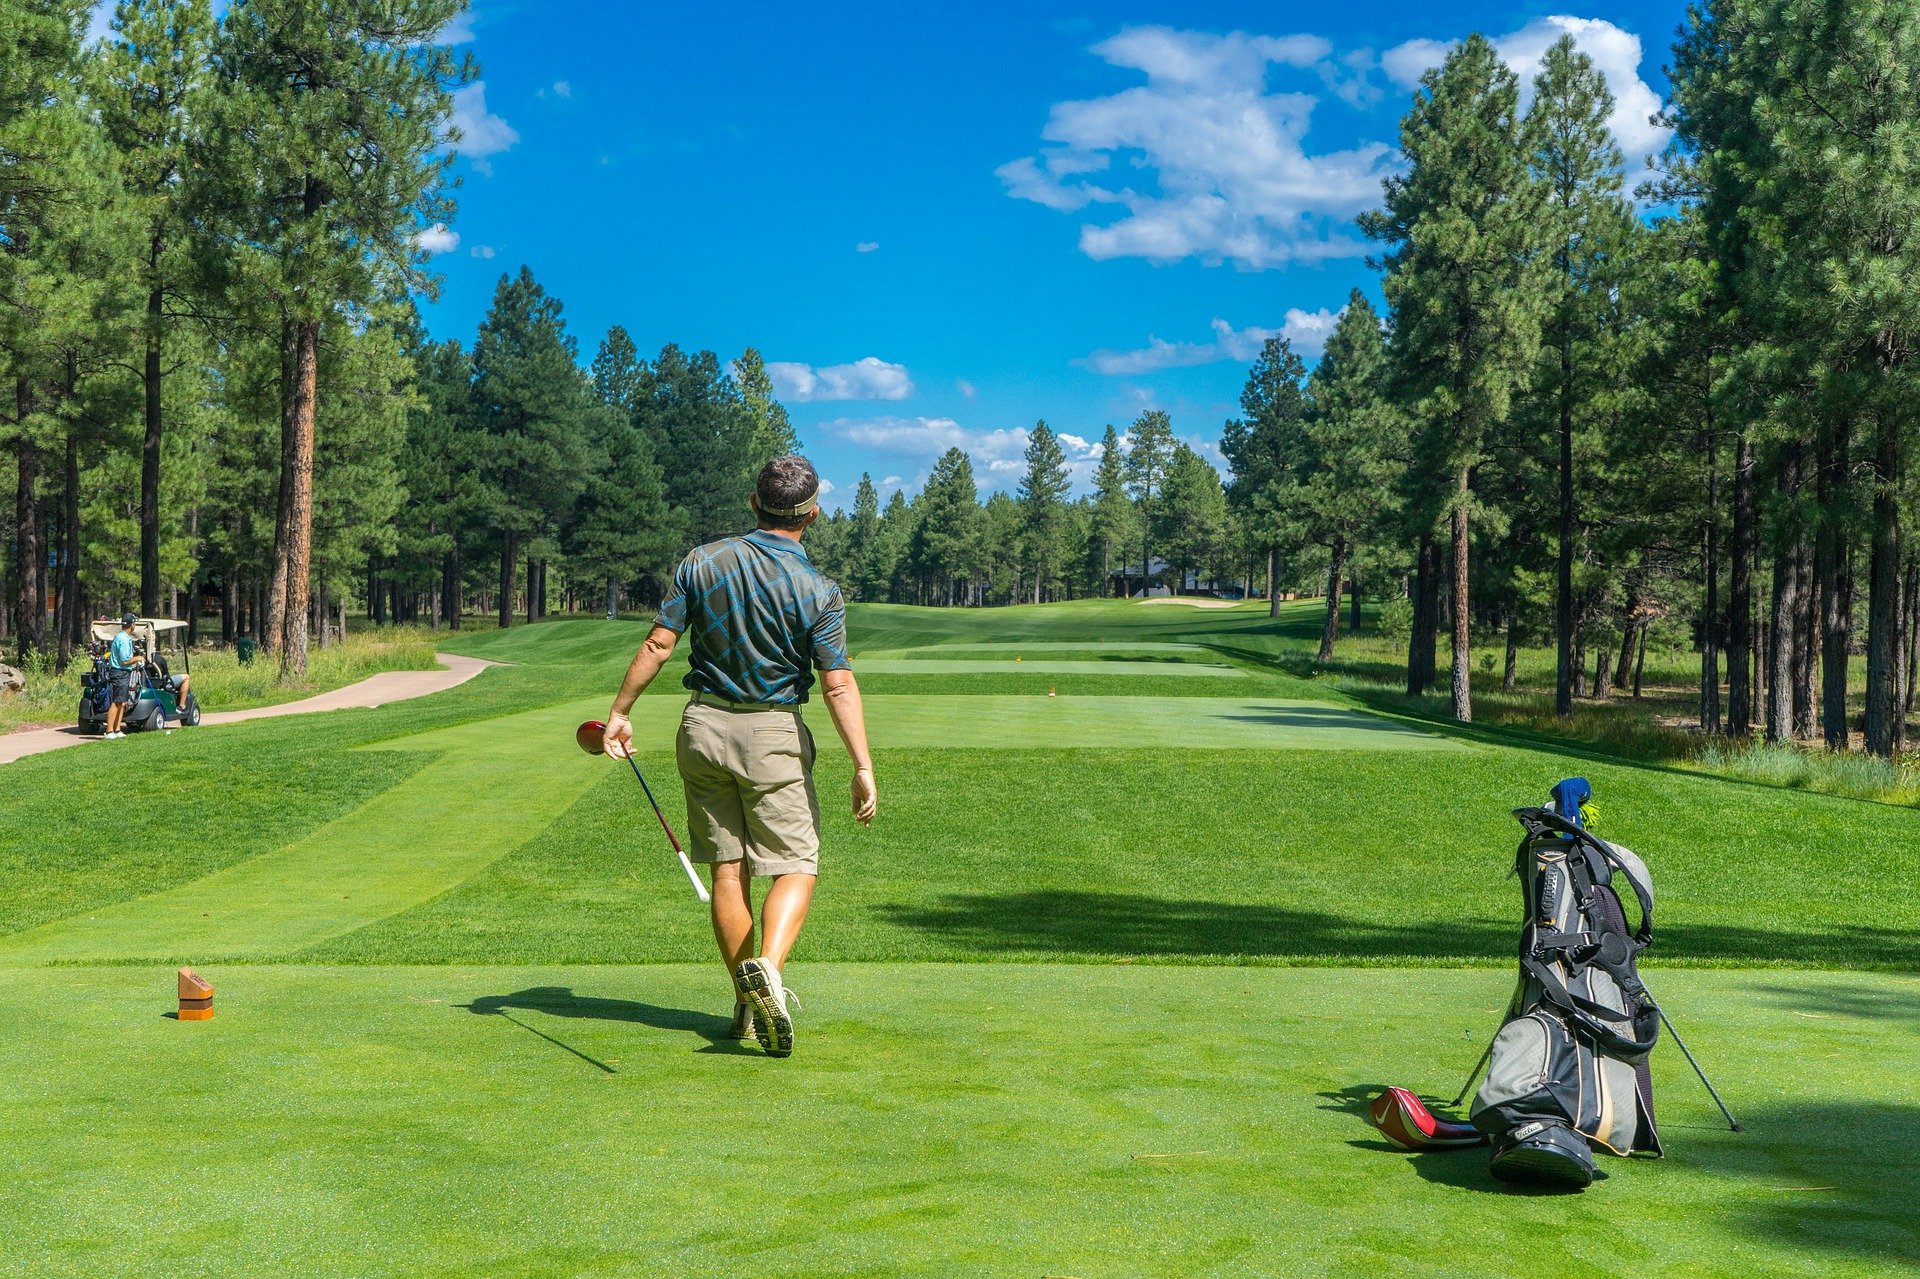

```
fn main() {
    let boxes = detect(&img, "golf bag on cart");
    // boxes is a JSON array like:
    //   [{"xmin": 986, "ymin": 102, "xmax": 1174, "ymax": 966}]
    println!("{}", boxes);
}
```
[
  {"xmin": 1470, "ymin": 778, "xmax": 1663, "ymax": 1188},
  {"xmin": 77, "ymin": 640, "xmax": 114, "ymax": 732}
]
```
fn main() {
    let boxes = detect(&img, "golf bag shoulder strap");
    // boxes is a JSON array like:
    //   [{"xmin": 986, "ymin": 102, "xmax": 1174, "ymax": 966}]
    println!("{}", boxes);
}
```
[{"xmin": 1514, "ymin": 808, "xmax": 1652, "ymax": 946}]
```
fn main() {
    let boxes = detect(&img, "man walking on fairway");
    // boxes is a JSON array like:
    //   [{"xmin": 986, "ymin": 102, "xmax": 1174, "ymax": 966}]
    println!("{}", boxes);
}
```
[{"xmin": 602, "ymin": 455, "xmax": 876, "ymax": 1057}]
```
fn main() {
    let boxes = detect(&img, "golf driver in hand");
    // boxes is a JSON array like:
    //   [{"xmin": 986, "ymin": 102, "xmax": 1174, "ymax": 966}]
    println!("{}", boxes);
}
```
[
  {"xmin": 579, "ymin": 719, "xmax": 709, "ymax": 902},
  {"xmin": 597, "ymin": 455, "xmax": 878, "ymax": 1058}
]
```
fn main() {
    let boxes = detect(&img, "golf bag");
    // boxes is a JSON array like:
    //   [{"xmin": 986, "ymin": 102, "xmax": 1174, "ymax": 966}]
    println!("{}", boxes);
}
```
[{"xmin": 1471, "ymin": 781, "xmax": 1662, "ymax": 1187}]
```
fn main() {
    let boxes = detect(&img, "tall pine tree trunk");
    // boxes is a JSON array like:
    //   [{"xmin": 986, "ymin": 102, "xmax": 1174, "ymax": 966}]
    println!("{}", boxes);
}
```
[
  {"xmin": 57, "ymin": 429, "xmax": 79, "ymax": 671},
  {"xmin": 1350, "ymin": 575, "xmax": 1362, "ymax": 633},
  {"xmin": 139, "ymin": 272, "xmax": 164, "ymax": 618},
  {"xmin": 264, "ymin": 319, "xmax": 296, "ymax": 656},
  {"xmin": 277, "ymin": 318, "xmax": 319, "ymax": 677},
  {"xmin": 1317, "ymin": 536, "xmax": 1346, "ymax": 663},
  {"xmin": 1409, "ymin": 533, "xmax": 1438, "ymax": 697},
  {"xmin": 497, "ymin": 532, "xmax": 516, "ymax": 629},
  {"xmin": 1865, "ymin": 419, "xmax": 1903, "ymax": 756},
  {"xmin": 443, "ymin": 543, "xmax": 461, "ymax": 630},
  {"xmin": 1700, "ymin": 427, "xmax": 1721, "ymax": 733},
  {"xmin": 14, "ymin": 381, "xmax": 43, "ymax": 665},
  {"xmin": 1727, "ymin": 434, "xmax": 1755, "ymax": 735},
  {"xmin": 1449, "ymin": 471, "xmax": 1472, "ymax": 722},
  {"xmin": 1267, "ymin": 545, "xmax": 1281, "ymax": 617},
  {"xmin": 1792, "ymin": 537, "xmax": 1816, "ymax": 741},
  {"xmin": 1502, "ymin": 608, "xmax": 1519, "ymax": 692},
  {"xmin": 1768, "ymin": 547, "xmax": 1798, "ymax": 743},
  {"xmin": 1555, "ymin": 334, "xmax": 1575, "ymax": 718},
  {"xmin": 1816, "ymin": 421, "xmax": 1851, "ymax": 749}
]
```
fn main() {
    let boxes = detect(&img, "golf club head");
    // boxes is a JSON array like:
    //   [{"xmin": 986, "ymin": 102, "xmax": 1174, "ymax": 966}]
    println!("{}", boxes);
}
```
[
  {"xmin": 1368, "ymin": 1086, "xmax": 1487, "ymax": 1151},
  {"xmin": 576, "ymin": 719, "xmax": 608, "ymax": 756}
]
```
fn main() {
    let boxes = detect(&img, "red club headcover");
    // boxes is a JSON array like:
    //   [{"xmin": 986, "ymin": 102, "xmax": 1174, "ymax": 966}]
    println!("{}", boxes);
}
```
[{"xmin": 1368, "ymin": 1086, "xmax": 1487, "ymax": 1150}]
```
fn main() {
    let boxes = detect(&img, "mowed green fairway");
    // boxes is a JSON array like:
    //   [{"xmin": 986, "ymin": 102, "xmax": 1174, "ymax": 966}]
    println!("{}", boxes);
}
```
[{"xmin": 2, "ymin": 600, "xmax": 1916, "ymax": 1276}]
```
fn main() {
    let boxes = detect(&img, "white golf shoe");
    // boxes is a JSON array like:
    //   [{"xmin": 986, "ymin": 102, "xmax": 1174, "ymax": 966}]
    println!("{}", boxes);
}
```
[{"xmin": 733, "ymin": 957, "xmax": 797, "ymax": 1058}]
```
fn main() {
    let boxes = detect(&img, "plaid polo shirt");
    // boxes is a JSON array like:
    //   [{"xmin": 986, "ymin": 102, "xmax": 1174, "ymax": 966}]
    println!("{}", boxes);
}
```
[{"xmin": 655, "ymin": 530, "xmax": 851, "ymax": 705}]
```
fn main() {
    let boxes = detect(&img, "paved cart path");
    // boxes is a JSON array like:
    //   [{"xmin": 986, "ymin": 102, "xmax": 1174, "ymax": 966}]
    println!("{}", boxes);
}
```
[{"xmin": 0, "ymin": 653, "xmax": 496, "ymax": 768}]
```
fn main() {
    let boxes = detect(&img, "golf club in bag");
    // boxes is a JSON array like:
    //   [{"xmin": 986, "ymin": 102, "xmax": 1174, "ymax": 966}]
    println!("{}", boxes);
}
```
[
  {"xmin": 576, "ymin": 719, "xmax": 710, "ymax": 903},
  {"xmin": 1461, "ymin": 778, "xmax": 1737, "ymax": 1190}
]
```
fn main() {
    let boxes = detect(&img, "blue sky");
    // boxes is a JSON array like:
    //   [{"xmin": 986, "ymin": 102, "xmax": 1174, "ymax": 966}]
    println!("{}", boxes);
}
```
[{"xmin": 412, "ymin": 0, "xmax": 1686, "ymax": 511}]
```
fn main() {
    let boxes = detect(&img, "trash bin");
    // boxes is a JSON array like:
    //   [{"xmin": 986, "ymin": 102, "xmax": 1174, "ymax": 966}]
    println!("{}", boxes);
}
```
[{"xmin": 236, "ymin": 636, "xmax": 256, "ymax": 665}]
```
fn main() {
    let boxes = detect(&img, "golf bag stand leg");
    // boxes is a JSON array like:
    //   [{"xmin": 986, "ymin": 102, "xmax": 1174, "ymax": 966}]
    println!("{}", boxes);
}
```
[
  {"xmin": 1451, "ymin": 1030, "xmax": 1498, "ymax": 1108},
  {"xmin": 1655, "ymin": 1003, "xmax": 1742, "ymax": 1132}
]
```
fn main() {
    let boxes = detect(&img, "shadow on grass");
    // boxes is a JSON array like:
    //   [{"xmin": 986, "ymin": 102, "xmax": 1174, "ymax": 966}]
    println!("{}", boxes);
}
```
[
  {"xmin": 877, "ymin": 890, "xmax": 1920, "ymax": 966},
  {"xmin": 1680, "ymin": 1102, "xmax": 1920, "ymax": 1266},
  {"xmin": 1746, "ymin": 980, "xmax": 1920, "ymax": 1026},
  {"xmin": 1216, "ymin": 704, "xmax": 1445, "ymax": 737},
  {"xmin": 1316, "ymin": 1083, "xmax": 1594, "ymax": 1197},
  {"xmin": 462, "ymin": 987, "xmax": 740, "ymax": 1065}
]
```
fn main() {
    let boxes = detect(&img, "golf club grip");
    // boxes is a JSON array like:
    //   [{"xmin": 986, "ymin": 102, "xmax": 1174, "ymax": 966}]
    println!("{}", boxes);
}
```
[{"xmin": 678, "ymin": 850, "xmax": 710, "ymax": 902}]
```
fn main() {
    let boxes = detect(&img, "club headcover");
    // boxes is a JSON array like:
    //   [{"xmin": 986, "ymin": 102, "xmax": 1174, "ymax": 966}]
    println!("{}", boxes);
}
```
[{"xmin": 1368, "ymin": 1087, "xmax": 1488, "ymax": 1151}]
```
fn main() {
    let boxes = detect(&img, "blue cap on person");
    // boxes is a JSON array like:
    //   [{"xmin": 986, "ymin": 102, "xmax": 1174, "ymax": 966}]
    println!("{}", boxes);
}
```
[{"xmin": 121, "ymin": 612, "xmax": 137, "ymax": 627}]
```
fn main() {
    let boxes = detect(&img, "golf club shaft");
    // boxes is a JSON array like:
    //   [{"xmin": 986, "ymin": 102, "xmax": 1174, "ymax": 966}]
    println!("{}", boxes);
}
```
[
  {"xmin": 622, "ymin": 751, "xmax": 711, "ymax": 903},
  {"xmin": 1655, "ymin": 1004, "xmax": 1741, "ymax": 1131},
  {"xmin": 1451, "ymin": 1032, "xmax": 1497, "ymax": 1108}
]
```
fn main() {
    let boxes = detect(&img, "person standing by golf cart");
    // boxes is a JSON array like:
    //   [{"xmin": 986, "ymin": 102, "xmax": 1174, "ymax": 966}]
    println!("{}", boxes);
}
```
[
  {"xmin": 601, "ymin": 455, "xmax": 876, "ymax": 1058},
  {"xmin": 102, "ymin": 613, "xmax": 143, "ymax": 739}
]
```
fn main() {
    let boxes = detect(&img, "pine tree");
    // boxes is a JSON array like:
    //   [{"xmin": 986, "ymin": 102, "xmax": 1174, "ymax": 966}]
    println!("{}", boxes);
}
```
[
  {"xmin": 1527, "ymin": 34, "xmax": 1633, "ymax": 718},
  {"xmin": 1087, "ymin": 425, "xmax": 1134, "ymax": 596},
  {"xmin": 638, "ymin": 343, "xmax": 753, "ymax": 545},
  {"xmin": 1156, "ymin": 443, "xmax": 1228, "ymax": 594},
  {"xmin": 209, "ymin": 0, "xmax": 473, "ymax": 672},
  {"xmin": 1361, "ymin": 34, "xmax": 1549, "ymax": 721},
  {"xmin": 1222, "ymin": 337, "xmax": 1311, "ymax": 616},
  {"xmin": 1017, "ymin": 420, "xmax": 1070, "ymax": 603},
  {"xmin": 911, "ymin": 448, "xmax": 983, "ymax": 604},
  {"xmin": 845, "ymin": 472, "xmax": 882, "ymax": 601},
  {"xmin": 1124, "ymin": 409, "xmax": 1174, "ymax": 593},
  {"xmin": 734, "ymin": 347, "xmax": 799, "ymax": 474},
  {"xmin": 470, "ymin": 268, "xmax": 594, "ymax": 629},
  {"xmin": 96, "ymin": 0, "xmax": 216, "ymax": 617},
  {"xmin": 1301, "ymin": 293, "xmax": 1404, "ymax": 661},
  {"xmin": 877, "ymin": 487, "xmax": 912, "ymax": 602}
]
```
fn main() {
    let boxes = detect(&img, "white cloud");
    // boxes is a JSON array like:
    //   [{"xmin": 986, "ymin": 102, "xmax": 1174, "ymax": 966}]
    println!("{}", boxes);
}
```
[
  {"xmin": 1081, "ymin": 308, "xmax": 1342, "ymax": 374},
  {"xmin": 451, "ymin": 82, "xmax": 519, "ymax": 175},
  {"xmin": 855, "ymin": 241, "xmax": 879, "ymax": 253},
  {"xmin": 87, "ymin": 1, "xmax": 114, "ymax": 43},
  {"xmin": 817, "ymin": 478, "xmax": 835, "ymax": 496},
  {"xmin": 826, "ymin": 417, "xmax": 1115, "ymax": 494},
  {"xmin": 1382, "ymin": 17, "xmax": 1669, "ymax": 176},
  {"xmin": 438, "ymin": 10, "xmax": 477, "ymax": 43},
  {"xmin": 469, "ymin": 244, "xmax": 496, "ymax": 259},
  {"xmin": 415, "ymin": 223, "xmax": 460, "ymax": 254},
  {"xmin": 766, "ymin": 357, "xmax": 912, "ymax": 403},
  {"xmin": 998, "ymin": 25, "xmax": 1394, "ymax": 268},
  {"xmin": 955, "ymin": 378, "xmax": 977, "ymax": 400},
  {"xmin": 551, "ymin": 80, "xmax": 572, "ymax": 99}
]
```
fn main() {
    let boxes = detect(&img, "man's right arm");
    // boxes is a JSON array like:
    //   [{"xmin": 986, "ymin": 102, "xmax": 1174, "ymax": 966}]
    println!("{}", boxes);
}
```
[
  {"xmin": 820, "ymin": 667, "xmax": 876, "ymax": 825},
  {"xmin": 603, "ymin": 625, "xmax": 680, "ymax": 759}
]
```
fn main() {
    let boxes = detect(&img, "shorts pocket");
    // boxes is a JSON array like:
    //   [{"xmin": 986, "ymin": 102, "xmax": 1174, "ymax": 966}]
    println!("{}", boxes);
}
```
[{"xmin": 750, "ymin": 723, "xmax": 806, "ymax": 786}]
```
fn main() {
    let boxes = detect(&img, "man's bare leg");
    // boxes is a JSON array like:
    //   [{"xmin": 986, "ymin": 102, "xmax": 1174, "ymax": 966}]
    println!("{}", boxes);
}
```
[
  {"xmin": 710, "ymin": 860, "xmax": 755, "ymax": 976},
  {"xmin": 757, "ymin": 873, "xmax": 816, "ymax": 970}
]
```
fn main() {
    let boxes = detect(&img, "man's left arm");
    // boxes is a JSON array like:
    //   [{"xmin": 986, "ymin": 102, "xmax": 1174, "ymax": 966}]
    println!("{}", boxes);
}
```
[{"xmin": 603, "ymin": 625, "xmax": 681, "ymax": 759}]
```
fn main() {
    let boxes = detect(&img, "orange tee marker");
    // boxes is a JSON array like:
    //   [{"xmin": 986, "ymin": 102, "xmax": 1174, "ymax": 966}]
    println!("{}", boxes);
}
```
[{"xmin": 177, "ymin": 967, "xmax": 214, "ymax": 1021}]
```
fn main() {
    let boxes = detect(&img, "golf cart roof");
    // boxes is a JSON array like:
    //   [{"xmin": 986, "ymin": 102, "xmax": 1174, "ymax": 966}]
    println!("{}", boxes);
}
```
[{"xmin": 89, "ymin": 617, "xmax": 187, "ymax": 644}]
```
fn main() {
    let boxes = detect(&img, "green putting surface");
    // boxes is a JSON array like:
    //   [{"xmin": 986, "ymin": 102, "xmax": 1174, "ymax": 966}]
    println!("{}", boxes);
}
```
[
  {"xmin": 851, "ymin": 658, "xmax": 1245, "ymax": 677},
  {"xmin": 5, "ymin": 963, "xmax": 1912, "ymax": 1278}
]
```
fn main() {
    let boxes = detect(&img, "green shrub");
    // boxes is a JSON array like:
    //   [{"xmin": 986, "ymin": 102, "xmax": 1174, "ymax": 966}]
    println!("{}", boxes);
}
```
[{"xmin": 1375, "ymin": 597, "xmax": 1413, "ymax": 643}]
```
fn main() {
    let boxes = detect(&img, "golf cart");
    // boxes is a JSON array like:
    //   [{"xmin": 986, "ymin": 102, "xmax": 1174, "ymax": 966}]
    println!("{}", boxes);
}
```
[{"xmin": 78, "ymin": 617, "xmax": 201, "ymax": 735}]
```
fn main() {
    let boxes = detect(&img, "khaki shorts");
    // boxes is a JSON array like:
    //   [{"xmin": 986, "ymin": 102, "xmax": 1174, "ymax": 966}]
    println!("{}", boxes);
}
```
[{"xmin": 676, "ymin": 696, "xmax": 822, "ymax": 878}]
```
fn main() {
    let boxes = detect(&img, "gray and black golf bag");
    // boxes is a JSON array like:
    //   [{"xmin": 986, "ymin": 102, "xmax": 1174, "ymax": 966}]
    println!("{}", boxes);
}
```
[{"xmin": 1471, "ymin": 795, "xmax": 1663, "ymax": 1187}]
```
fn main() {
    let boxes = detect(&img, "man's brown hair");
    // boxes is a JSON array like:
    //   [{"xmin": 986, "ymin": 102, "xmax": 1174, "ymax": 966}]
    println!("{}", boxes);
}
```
[{"xmin": 755, "ymin": 455, "xmax": 820, "ymax": 531}]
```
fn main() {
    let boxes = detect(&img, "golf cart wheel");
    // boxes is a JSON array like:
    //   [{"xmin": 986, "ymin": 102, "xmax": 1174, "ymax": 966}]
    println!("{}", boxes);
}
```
[{"xmin": 184, "ymin": 698, "xmax": 200, "ymax": 727}]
